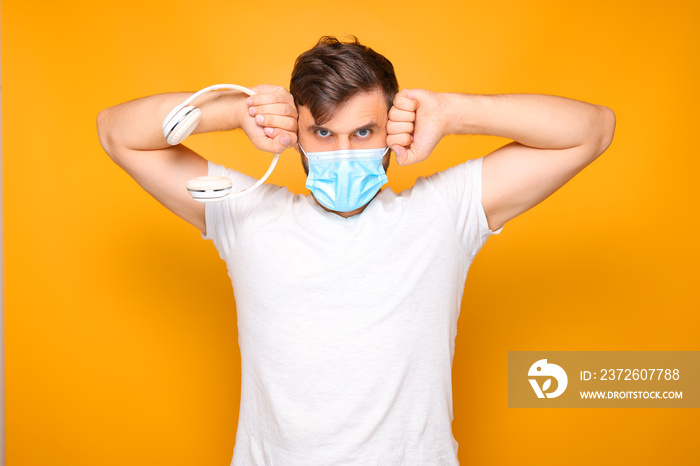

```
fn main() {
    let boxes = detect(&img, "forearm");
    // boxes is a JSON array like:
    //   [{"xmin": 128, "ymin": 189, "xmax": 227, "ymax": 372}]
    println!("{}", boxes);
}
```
[
  {"xmin": 97, "ymin": 90, "xmax": 246, "ymax": 153},
  {"xmin": 442, "ymin": 93, "xmax": 615, "ymax": 153}
]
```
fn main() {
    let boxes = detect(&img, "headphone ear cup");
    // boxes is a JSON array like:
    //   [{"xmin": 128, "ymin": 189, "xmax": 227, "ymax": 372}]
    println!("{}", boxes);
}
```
[
  {"xmin": 163, "ymin": 106, "xmax": 202, "ymax": 145},
  {"xmin": 186, "ymin": 175, "xmax": 233, "ymax": 201}
]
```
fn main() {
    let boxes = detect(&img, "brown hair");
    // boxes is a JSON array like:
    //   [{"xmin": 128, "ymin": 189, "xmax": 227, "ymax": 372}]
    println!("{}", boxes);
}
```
[{"xmin": 290, "ymin": 36, "xmax": 399, "ymax": 125}]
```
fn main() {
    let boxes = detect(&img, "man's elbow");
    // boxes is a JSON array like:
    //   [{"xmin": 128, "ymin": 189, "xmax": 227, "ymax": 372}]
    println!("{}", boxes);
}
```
[
  {"xmin": 96, "ymin": 108, "xmax": 119, "ymax": 161},
  {"xmin": 593, "ymin": 105, "xmax": 616, "ymax": 158}
]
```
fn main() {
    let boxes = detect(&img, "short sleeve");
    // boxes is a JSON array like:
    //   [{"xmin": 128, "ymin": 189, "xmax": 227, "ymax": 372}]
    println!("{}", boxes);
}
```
[
  {"xmin": 202, "ymin": 161, "xmax": 289, "ymax": 260},
  {"xmin": 424, "ymin": 157, "xmax": 503, "ymax": 260}
]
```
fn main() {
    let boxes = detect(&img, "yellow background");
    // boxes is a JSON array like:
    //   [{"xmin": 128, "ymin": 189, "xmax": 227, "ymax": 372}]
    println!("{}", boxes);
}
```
[{"xmin": 3, "ymin": 0, "xmax": 699, "ymax": 464}]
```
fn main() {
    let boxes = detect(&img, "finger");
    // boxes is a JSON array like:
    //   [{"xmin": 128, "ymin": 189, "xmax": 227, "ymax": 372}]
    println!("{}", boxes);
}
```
[
  {"xmin": 255, "ymin": 114, "xmax": 298, "ymax": 132},
  {"xmin": 265, "ymin": 132, "xmax": 295, "ymax": 153},
  {"xmin": 386, "ymin": 133, "xmax": 412, "ymax": 148},
  {"xmin": 263, "ymin": 127, "xmax": 298, "ymax": 146},
  {"xmin": 248, "ymin": 102, "xmax": 297, "ymax": 118},
  {"xmin": 246, "ymin": 88, "xmax": 294, "ymax": 107},
  {"xmin": 390, "ymin": 145, "xmax": 414, "ymax": 165},
  {"xmin": 401, "ymin": 147, "xmax": 420, "ymax": 165},
  {"xmin": 391, "ymin": 145, "xmax": 407, "ymax": 165},
  {"xmin": 392, "ymin": 145, "xmax": 420, "ymax": 166},
  {"xmin": 386, "ymin": 120, "xmax": 413, "ymax": 135},
  {"xmin": 253, "ymin": 131, "xmax": 296, "ymax": 154},
  {"xmin": 392, "ymin": 89, "xmax": 419, "ymax": 112},
  {"xmin": 275, "ymin": 131, "xmax": 296, "ymax": 149},
  {"xmin": 388, "ymin": 106, "xmax": 416, "ymax": 123}
]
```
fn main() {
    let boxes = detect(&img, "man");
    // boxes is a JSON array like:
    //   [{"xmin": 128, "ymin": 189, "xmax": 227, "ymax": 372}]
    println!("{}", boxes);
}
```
[{"xmin": 97, "ymin": 36, "xmax": 615, "ymax": 465}]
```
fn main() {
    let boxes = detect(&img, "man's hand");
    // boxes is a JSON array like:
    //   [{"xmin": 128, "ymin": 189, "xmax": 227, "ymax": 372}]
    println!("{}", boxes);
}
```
[
  {"xmin": 243, "ymin": 85, "xmax": 298, "ymax": 154},
  {"xmin": 386, "ymin": 89, "xmax": 446, "ymax": 165}
]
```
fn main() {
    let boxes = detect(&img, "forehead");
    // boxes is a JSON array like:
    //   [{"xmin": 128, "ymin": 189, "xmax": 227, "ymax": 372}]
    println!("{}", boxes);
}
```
[{"xmin": 299, "ymin": 90, "xmax": 388, "ymax": 132}]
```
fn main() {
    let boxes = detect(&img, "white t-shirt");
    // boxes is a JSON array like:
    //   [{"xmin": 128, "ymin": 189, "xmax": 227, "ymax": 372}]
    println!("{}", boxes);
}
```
[{"xmin": 204, "ymin": 157, "xmax": 502, "ymax": 465}]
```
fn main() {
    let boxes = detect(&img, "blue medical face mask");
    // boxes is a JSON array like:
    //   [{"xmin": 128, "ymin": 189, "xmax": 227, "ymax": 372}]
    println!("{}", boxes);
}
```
[{"xmin": 300, "ymin": 143, "xmax": 389, "ymax": 212}]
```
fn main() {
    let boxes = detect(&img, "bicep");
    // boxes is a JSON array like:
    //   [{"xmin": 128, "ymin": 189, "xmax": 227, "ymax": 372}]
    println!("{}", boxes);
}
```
[
  {"xmin": 106, "ymin": 143, "xmax": 208, "ymax": 233},
  {"xmin": 481, "ymin": 141, "xmax": 600, "ymax": 231}
]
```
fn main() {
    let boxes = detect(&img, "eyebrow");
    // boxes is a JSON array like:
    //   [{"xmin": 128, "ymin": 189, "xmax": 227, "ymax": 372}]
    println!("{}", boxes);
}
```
[{"xmin": 307, "ymin": 121, "xmax": 380, "ymax": 134}]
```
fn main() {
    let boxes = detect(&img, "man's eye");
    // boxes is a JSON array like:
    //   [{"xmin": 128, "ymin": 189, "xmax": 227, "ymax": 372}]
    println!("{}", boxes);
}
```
[
  {"xmin": 356, "ymin": 129, "xmax": 371, "ymax": 138},
  {"xmin": 316, "ymin": 129, "xmax": 331, "ymax": 138}
]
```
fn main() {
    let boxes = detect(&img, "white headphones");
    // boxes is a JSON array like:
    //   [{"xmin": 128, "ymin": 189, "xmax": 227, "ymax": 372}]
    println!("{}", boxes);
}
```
[{"xmin": 162, "ymin": 84, "xmax": 280, "ymax": 203}]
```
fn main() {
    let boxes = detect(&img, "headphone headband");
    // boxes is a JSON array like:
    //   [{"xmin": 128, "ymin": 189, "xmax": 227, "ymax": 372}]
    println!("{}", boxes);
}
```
[{"xmin": 162, "ymin": 84, "xmax": 282, "ymax": 203}]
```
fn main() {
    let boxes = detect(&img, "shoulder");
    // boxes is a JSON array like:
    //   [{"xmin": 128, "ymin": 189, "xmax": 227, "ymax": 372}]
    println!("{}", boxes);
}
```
[
  {"xmin": 398, "ymin": 158, "xmax": 483, "ymax": 205},
  {"xmin": 204, "ymin": 161, "xmax": 297, "ymax": 239},
  {"xmin": 422, "ymin": 158, "xmax": 483, "ymax": 188}
]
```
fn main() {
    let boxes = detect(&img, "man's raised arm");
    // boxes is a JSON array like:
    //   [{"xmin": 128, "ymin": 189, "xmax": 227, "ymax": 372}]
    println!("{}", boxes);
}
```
[
  {"xmin": 387, "ymin": 90, "xmax": 616, "ymax": 231},
  {"xmin": 96, "ymin": 85, "xmax": 297, "ymax": 233}
]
